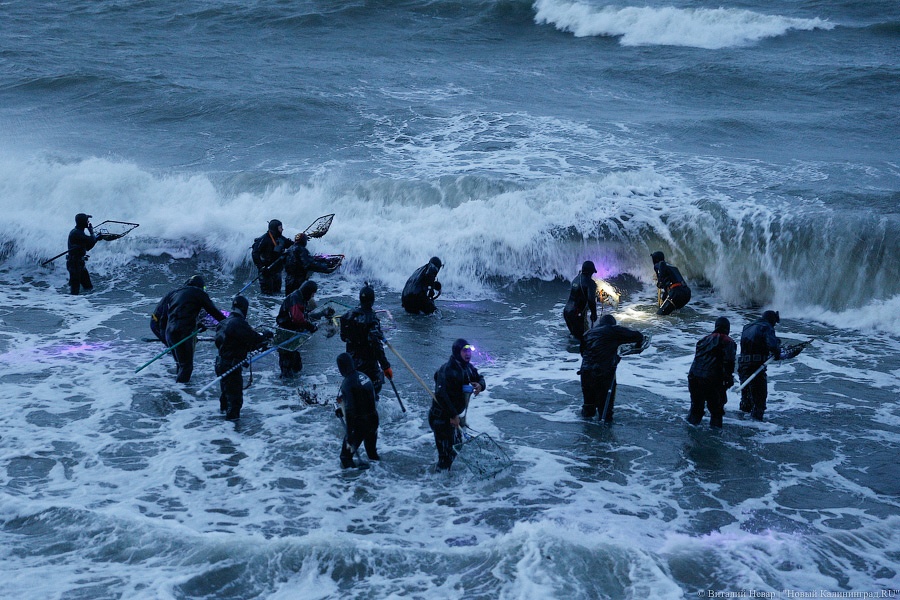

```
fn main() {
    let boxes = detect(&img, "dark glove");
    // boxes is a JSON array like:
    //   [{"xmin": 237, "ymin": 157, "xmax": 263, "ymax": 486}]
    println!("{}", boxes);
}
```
[
  {"xmin": 432, "ymin": 281, "xmax": 441, "ymax": 292},
  {"xmin": 324, "ymin": 306, "xmax": 335, "ymax": 317},
  {"xmin": 263, "ymin": 330, "xmax": 275, "ymax": 340},
  {"xmin": 196, "ymin": 324, "xmax": 207, "ymax": 333},
  {"xmin": 384, "ymin": 367, "xmax": 393, "ymax": 380},
  {"xmin": 310, "ymin": 323, "xmax": 319, "ymax": 333},
  {"xmin": 335, "ymin": 407, "xmax": 344, "ymax": 419}
]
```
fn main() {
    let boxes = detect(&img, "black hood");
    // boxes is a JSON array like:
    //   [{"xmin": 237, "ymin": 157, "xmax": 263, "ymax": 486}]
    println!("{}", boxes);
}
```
[
  {"xmin": 299, "ymin": 280, "xmax": 318, "ymax": 301},
  {"xmin": 714, "ymin": 316, "xmax": 730, "ymax": 335},
  {"xmin": 186, "ymin": 275, "xmax": 205, "ymax": 289},
  {"xmin": 598, "ymin": 314, "xmax": 616, "ymax": 327},
  {"xmin": 337, "ymin": 352, "xmax": 356, "ymax": 376},
  {"xmin": 429, "ymin": 256, "xmax": 442, "ymax": 269},
  {"xmin": 75, "ymin": 213, "xmax": 91, "ymax": 228},
  {"xmin": 451, "ymin": 338, "xmax": 469, "ymax": 360},
  {"xmin": 581, "ymin": 260, "xmax": 597, "ymax": 275},
  {"xmin": 268, "ymin": 219, "xmax": 283, "ymax": 234},
  {"xmin": 231, "ymin": 295, "xmax": 249, "ymax": 317},
  {"xmin": 762, "ymin": 310, "xmax": 780, "ymax": 326},
  {"xmin": 650, "ymin": 251, "xmax": 665, "ymax": 265}
]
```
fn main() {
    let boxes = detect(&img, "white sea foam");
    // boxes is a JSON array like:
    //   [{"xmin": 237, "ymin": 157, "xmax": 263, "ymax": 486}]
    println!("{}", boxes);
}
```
[{"xmin": 533, "ymin": 1, "xmax": 835, "ymax": 48}]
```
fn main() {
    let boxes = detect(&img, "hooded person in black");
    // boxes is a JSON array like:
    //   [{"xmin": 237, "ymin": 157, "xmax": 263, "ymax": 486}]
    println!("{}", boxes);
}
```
[
  {"xmin": 251, "ymin": 219, "xmax": 293, "ymax": 295},
  {"xmin": 214, "ymin": 295, "xmax": 272, "ymax": 420},
  {"xmin": 283, "ymin": 232, "xmax": 339, "ymax": 296},
  {"xmin": 164, "ymin": 275, "xmax": 227, "ymax": 383},
  {"xmin": 66, "ymin": 213, "xmax": 114, "ymax": 295},
  {"xmin": 275, "ymin": 280, "xmax": 334, "ymax": 378},
  {"xmin": 339, "ymin": 283, "xmax": 392, "ymax": 396},
  {"xmin": 738, "ymin": 310, "xmax": 783, "ymax": 421},
  {"xmin": 579, "ymin": 314, "xmax": 644, "ymax": 421},
  {"xmin": 401, "ymin": 256, "xmax": 443, "ymax": 315},
  {"xmin": 428, "ymin": 338, "xmax": 486, "ymax": 471},
  {"xmin": 687, "ymin": 317, "xmax": 737, "ymax": 428},
  {"xmin": 651, "ymin": 251, "xmax": 692, "ymax": 316},
  {"xmin": 563, "ymin": 261, "xmax": 599, "ymax": 342},
  {"xmin": 335, "ymin": 352, "xmax": 380, "ymax": 468}
]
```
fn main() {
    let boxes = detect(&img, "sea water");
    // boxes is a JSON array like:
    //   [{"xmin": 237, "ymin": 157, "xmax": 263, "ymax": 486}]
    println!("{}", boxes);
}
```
[{"xmin": 1, "ymin": 1, "xmax": 898, "ymax": 598}]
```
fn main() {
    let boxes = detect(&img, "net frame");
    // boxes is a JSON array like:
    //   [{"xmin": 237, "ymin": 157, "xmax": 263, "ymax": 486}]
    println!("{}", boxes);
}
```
[{"xmin": 453, "ymin": 429, "xmax": 512, "ymax": 479}]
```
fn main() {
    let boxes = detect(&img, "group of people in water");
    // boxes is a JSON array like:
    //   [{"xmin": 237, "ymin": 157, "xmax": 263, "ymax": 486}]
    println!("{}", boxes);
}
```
[
  {"xmin": 563, "ymin": 252, "xmax": 805, "ymax": 427},
  {"xmin": 63, "ymin": 212, "xmax": 803, "ymax": 472}
]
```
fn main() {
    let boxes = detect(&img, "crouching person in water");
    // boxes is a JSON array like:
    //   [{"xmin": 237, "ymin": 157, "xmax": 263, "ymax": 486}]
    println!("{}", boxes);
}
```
[
  {"xmin": 335, "ymin": 352, "xmax": 380, "ymax": 468},
  {"xmin": 275, "ymin": 280, "xmax": 334, "ymax": 379},
  {"xmin": 214, "ymin": 296, "xmax": 272, "ymax": 420},
  {"xmin": 428, "ymin": 339, "xmax": 485, "ymax": 471},
  {"xmin": 579, "ymin": 314, "xmax": 643, "ymax": 422},
  {"xmin": 686, "ymin": 317, "xmax": 736, "ymax": 428}
]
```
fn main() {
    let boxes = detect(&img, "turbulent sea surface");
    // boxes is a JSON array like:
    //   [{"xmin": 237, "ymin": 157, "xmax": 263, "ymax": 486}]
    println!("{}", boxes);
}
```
[{"xmin": 1, "ymin": 1, "xmax": 899, "ymax": 598}]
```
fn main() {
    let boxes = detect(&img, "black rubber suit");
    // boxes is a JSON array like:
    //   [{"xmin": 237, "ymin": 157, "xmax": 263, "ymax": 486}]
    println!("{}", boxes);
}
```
[
  {"xmin": 738, "ymin": 310, "xmax": 782, "ymax": 421},
  {"xmin": 275, "ymin": 280, "xmax": 330, "ymax": 378},
  {"xmin": 150, "ymin": 289, "xmax": 176, "ymax": 344},
  {"xmin": 651, "ymin": 251, "xmax": 692, "ymax": 316},
  {"xmin": 428, "ymin": 338, "xmax": 486, "ymax": 471},
  {"xmin": 687, "ymin": 317, "xmax": 737, "ymax": 428},
  {"xmin": 579, "ymin": 314, "xmax": 643, "ymax": 422},
  {"xmin": 336, "ymin": 352, "xmax": 380, "ymax": 468},
  {"xmin": 251, "ymin": 219, "xmax": 293, "ymax": 295},
  {"xmin": 214, "ymin": 296, "xmax": 270, "ymax": 420},
  {"xmin": 401, "ymin": 256, "xmax": 442, "ymax": 315},
  {"xmin": 66, "ymin": 213, "xmax": 102, "ymax": 295},
  {"xmin": 563, "ymin": 261, "xmax": 599, "ymax": 342},
  {"xmin": 164, "ymin": 276, "xmax": 226, "ymax": 383},
  {"xmin": 339, "ymin": 285, "xmax": 391, "ymax": 395},
  {"xmin": 283, "ymin": 233, "xmax": 337, "ymax": 296}
]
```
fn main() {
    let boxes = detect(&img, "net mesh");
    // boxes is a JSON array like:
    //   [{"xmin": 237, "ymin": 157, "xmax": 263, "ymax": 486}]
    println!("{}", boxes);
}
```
[
  {"xmin": 274, "ymin": 328, "xmax": 311, "ymax": 351},
  {"xmin": 453, "ymin": 430, "xmax": 512, "ymax": 479}
]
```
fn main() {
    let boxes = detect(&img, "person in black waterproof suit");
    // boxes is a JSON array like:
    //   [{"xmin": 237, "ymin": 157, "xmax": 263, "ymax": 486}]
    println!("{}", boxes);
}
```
[
  {"xmin": 401, "ymin": 256, "xmax": 443, "ymax": 315},
  {"xmin": 334, "ymin": 352, "xmax": 380, "ymax": 468},
  {"xmin": 214, "ymin": 295, "xmax": 272, "ymax": 420},
  {"xmin": 563, "ymin": 261, "xmax": 599, "ymax": 342},
  {"xmin": 579, "ymin": 314, "xmax": 644, "ymax": 422},
  {"xmin": 164, "ymin": 275, "xmax": 227, "ymax": 383},
  {"xmin": 687, "ymin": 317, "xmax": 737, "ymax": 428},
  {"xmin": 283, "ymin": 232, "xmax": 337, "ymax": 296},
  {"xmin": 339, "ymin": 283, "xmax": 393, "ymax": 396},
  {"xmin": 429, "ymin": 338, "xmax": 486, "ymax": 471},
  {"xmin": 737, "ymin": 310, "xmax": 784, "ymax": 421},
  {"xmin": 651, "ymin": 251, "xmax": 692, "ymax": 316},
  {"xmin": 275, "ymin": 280, "xmax": 334, "ymax": 378},
  {"xmin": 66, "ymin": 213, "xmax": 114, "ymax": 295},
  {"xmin": 251, "ymin": 219, "xmax": 293, "ymax": 295}
]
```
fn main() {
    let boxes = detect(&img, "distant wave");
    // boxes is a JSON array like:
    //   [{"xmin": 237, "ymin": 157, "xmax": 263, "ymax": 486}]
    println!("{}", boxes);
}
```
[{"xmin": 533, "ymin": 1, "xmax": 834, "ymax": 48}]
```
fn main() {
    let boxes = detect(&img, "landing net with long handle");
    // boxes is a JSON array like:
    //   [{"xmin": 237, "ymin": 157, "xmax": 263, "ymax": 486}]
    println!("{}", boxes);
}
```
[{"xmin": 453, "ymin": 428, "xmax": 512, "ymax": 479}]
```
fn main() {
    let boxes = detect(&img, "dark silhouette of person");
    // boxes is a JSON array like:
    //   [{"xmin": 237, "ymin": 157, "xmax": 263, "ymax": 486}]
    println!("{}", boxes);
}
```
[
  {"xmin": 339, "ymin": 283, "xmax": 392, "ymax": 396},
  {"xmin": 687, "ymin": 317, "xmax": 737, "ymax": 428},
  {"xmin": 335, "ymin": 352, "xmax": 380, "ymax": 468},
  {"xmin": 737, "ymin": 310, "xmax": 782, "ymax": 421},
  {"xmin": 275, "ymin": 280, "xmax": 334, "ymax": 378},
  {"xmin": 66, "ymin": 213, "xmax": 114, "ymax": 295},
  {"xmin": 251, "ymin": 219, "xmax": 293, "ymax": 295},
  {"xmin": 214, "ymin": 295, "xmax": 272, "ymax": 420},
  {"xmin": 401, "ymin": 256, "xmax": 442, "ymax": 315},
  {"xmin": 428, "ymin": 338, "xmax": 485, "ymax": 471},
  {"xmin": 579, "ymin": 314, "xmax": 643, "ymax": 422},
  {"xmin": 650, "ymin": 251, "xmax": 691, "ymax": 315},
  {"xmin": 164, "ymin": 275, "xmax": 227, "ymax": 383},
  {"xmin": 563, "ymin": 261, "xmax": 599, "ymax": 341}
]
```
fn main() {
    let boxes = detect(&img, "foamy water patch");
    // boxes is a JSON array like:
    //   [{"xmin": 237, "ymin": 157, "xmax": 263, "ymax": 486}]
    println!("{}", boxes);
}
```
[{"xmin": 533, "ymin": 1, "xmax": 834, "ymax": 48}]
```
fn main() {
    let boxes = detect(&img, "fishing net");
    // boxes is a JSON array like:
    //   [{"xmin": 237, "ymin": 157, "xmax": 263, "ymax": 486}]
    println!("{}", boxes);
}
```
[
  {"xmin": 94, "ymin": 220, "xmax": 139, "ymax": 240},
  {"xmin": 274, "ymin": 327, "xmax": 312, "ymax": 351},
  {"xmin": 304, "ymin": 214, "xmax": 334, "ymax": 239},
  {"xmin": 314, "ymin": 254, "xmax": 343, "ymax": 273},
  {"xmin": 453, "ymin": 430, "xmax": 512, "ymax": 479}
]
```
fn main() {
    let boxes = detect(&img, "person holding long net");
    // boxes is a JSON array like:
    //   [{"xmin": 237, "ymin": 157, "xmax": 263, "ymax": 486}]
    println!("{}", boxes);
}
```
[{"xmin": 428, "ymin": 338, "xmax": 486, "ymax": 472}]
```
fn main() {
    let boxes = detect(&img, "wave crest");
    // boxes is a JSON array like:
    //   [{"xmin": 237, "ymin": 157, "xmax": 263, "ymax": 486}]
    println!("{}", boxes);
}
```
[{"xmin": 533, "ymin": 1, "xmax": 834, "ymax": 48}]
